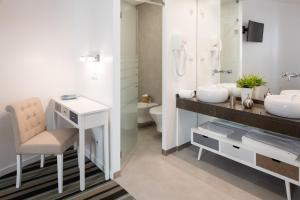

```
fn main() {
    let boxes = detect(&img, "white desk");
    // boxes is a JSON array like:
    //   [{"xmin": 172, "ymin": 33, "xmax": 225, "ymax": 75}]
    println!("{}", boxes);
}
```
[{"xmin": 52, "ymin": 96, "xmax": 110, "ymax": 191}]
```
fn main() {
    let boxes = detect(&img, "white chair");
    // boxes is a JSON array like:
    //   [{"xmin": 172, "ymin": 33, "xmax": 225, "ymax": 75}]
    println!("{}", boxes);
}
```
[{"xmin": 6, "ymin": 97, "xmax": 78, "ymax": 193}]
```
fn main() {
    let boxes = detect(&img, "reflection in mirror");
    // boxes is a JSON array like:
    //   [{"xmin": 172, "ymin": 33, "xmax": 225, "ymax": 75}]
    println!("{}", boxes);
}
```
[
  {"xmin": 241, "ymin": 0, "xmax": 300, "ymax": 94},
  {"xmin": 220, "ymin": 0, "xmax": 241, "ymax": 83}
]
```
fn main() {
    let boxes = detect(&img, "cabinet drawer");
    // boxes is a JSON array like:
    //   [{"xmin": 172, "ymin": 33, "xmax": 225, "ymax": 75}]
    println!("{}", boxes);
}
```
[
  {"xmin": 192, "ymin": 132, "xmax": 219, "ymax": 151},
  {"xmin": 55, "ymin": 103, "xmax": 61, "ymax": 112},
  {"xmin": 69, "ymin": 111, "xmax": 78, "ymax": 124},
  {"xmin": 61, "ymin": 106, "xmax": 69, "ymax": 118},
  {"xmin": 256, "ymin": 154, "xmax": 299, "ymax": 181},
  {"xmin": 220, "ymin": 142, "xmax": 255, "ymax": 164}
]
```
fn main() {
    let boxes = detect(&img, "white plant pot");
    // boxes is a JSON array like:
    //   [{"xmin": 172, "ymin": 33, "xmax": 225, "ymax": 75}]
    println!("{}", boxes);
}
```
[
  {"xmin": 253, "ymin": 86, "xmax": 268, "ymax": 100},
  {"xmin": 241, "ymin": 88, "xmax": 253, "ymax": 103}
]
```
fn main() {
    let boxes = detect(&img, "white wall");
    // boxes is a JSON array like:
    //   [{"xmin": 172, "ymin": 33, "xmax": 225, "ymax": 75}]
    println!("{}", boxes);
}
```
[
  {"xmin": 0, "ymin": 0, "xmax": 120, "ymax": 177},
  {"xmin": 163, "ymin": 0, "xmax": 220, "ymax": 150},
  {"xmin": 163, "ymin": 0, "xmax": 198, "ymax": 150},
  {"xmin": 137, "ymin": 3, "xmax": 163, "ymax": 105},
  {"xmin": 242, "ymin": 0, "xmax": 300, "ymax": 93},
  {"xmin": 76, "ymin": 0, "xmax": 120, "ymax": 176}
]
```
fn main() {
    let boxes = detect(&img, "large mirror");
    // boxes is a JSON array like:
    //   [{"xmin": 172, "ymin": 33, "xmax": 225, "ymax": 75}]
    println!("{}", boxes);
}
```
[
  {"xmin": 220, "ymin": 0, "xmax": 300, "ymax": 95},
  {"xmin": 220, "ymin": 0, "xmax": 242, "ymax": 83}
]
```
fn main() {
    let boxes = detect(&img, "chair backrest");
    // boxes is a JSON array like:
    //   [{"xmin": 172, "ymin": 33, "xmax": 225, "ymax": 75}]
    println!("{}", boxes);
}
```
[{"xmin": 6, "ymin": 98, "xmax": 46, "ymax": 149}]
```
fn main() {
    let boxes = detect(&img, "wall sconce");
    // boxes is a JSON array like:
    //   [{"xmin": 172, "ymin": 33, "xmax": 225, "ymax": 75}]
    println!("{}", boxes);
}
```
[{"xmin": 79, "ymin": 54, "xmax": 100, "ymax": 63}]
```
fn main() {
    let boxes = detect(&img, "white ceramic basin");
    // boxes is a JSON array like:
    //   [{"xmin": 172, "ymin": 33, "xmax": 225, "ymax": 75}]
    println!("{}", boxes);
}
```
[
  {"xmin": 218, "ymin": 83, "xmax": 241, "ymax": 97},
  {"xmin": 281, "ymin": 90, "xmax": 300, "ymax": 96},
  {"xmin": 197, "ymin": 85, "xmax": 229, "ymax": 103},
  {"xmin": 265, "ymin": 95, "xmax": 300, "ymax": 119}
]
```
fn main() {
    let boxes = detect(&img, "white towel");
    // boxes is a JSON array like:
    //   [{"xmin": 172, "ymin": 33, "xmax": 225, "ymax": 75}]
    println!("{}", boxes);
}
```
[
  {"xmin": 242, "ymin": 129, "xmax": 300, "ymax": 160},
  {"xmin": 178, "ymin": 89, "xmax": 195, "ymax": 99}
]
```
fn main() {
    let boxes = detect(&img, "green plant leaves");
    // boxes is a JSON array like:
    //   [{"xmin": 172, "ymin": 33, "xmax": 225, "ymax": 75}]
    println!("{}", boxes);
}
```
[{"xmin": 236, "ymin": 74, "xmax": 266, "ymax": 88}]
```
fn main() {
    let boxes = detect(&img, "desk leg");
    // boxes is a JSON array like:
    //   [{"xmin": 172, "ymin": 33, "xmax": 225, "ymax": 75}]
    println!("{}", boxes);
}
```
[
  {"xmin": 104, "ymin": 114, "xmax": 110, "ymax": 180},
  {"xmin": 53, "ymin": 111, "xmax": 57, "ymax": 129},
  {"xmin": 79, "ymin": 128, "xmax": 85, "ymax": 191}
]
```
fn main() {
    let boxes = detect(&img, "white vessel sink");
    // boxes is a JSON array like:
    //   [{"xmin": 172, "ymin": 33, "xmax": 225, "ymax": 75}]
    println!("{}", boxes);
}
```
[
  {"xmin": 197, "ymin": 85, "xmax": 229, "ymax": 103},
  {"xmin": 281, "ymin": 90, "xmax": 300, "ymax": 96},
  {"xmin": 218, "ymin": 83, "xmax": 241, "ymax": 97},
  {"xmin": 265, "ymin": 95, "xmax": 300, "ymax": 119}
]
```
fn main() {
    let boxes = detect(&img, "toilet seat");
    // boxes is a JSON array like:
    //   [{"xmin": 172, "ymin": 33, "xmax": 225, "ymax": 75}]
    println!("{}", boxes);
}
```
[
  {"xmin": 150, "ymin": 106, "xmax": 162, "ymax": 115},
  {"xmin": 137, "ymin": 102, "xmax": 159, "ymax": 124},
  {"xmin": 138, "ymin": 102, "xmax": 158, "ymax": 109}
]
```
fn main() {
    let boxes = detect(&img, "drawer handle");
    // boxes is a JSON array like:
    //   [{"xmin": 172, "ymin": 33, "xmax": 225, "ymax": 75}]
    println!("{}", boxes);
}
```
[
  {"xmin": 202, "ymin": 135, "xmax": 209, "ymax": 139},
  {"xmin": 233, "ymin": 145, "xmax": 240, "ymax": 149},
  {"xmin": 271, "ymin": 158, "xmax": 281, "ymax": 163}
]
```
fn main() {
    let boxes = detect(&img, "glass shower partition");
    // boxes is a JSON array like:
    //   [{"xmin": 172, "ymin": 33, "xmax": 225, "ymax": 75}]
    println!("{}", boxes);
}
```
[
  {"xmin": 120, "ymin": 58, "xmax": 138, "ymax": 164},
  {"xmin": 120, "ymin": 0, "xmax": 138, "ymax": 165}
]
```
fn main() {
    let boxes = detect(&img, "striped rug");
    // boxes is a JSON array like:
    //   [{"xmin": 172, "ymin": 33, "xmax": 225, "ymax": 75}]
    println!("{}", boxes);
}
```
[{"xmin": 0, "ymin": 149, "xmax": 134, "ymax": 200}]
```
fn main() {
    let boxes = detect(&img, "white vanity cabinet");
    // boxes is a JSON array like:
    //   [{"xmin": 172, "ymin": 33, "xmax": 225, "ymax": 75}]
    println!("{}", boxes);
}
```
[
  {"xmin": 219, "ymin": 142, "xmax": 255, "ymax": 164},
  {"xmin": 191, "ymin": 121, "xmax": 300, "ymax": 200}
]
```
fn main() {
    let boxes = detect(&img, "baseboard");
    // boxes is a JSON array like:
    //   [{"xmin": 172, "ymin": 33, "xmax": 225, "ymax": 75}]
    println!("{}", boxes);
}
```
[
  {"xmin": 0, "ymin": 155, "xmax": 40, "ymax": 177},
  {"xmin": 137, "ymin": 121, "xmax": 155, "ymax": 128},
  {"xmin": 112, "ymin": 170, "xmax": 122, "ymax": 179},
  {"xmin": 161, "ymin": 142, "xmax": 191, "ymax": 156},
  {"xmin": 177, "ymin": 142, "xmax": 191, "ymax": 151},
  {"xmin": 162, "ymin": 147, "xmax": 177, "ymax": 156}
]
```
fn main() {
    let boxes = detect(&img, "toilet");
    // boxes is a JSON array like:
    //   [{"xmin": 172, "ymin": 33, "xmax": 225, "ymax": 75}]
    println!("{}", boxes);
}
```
[
  {"xmin": 137, "ymin": 102, "xmax": 158, "ymax": 124},
  {"xmin": 150, "ymin": 105, "xmax": 162, "ymax": 132}
]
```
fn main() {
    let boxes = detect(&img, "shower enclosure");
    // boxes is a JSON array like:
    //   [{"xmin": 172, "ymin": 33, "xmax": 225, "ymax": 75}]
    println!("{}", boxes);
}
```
[
  {"xmin": 120, "ymin": 0, "xmax": 139, "ymax": 164},
  {"xmin": 120, "ymin": 0, "xmax": 164, "ymax": 165}
]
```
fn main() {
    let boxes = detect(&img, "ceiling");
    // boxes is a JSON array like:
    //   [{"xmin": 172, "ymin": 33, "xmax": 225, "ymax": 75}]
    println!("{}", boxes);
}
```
[
  {"xmin": 124, "ymin": 0, "xmax": 163, "ymax": 6},
  {"xmin": 124, "ymin": 0, "xmax": 143, "ymax": 6}
]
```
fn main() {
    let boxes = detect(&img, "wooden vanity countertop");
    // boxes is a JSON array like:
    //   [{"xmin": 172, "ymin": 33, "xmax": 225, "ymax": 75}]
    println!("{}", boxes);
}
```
[{"xmin": 176, "ymin": 96, "xmax": 300, "ymax": 139}]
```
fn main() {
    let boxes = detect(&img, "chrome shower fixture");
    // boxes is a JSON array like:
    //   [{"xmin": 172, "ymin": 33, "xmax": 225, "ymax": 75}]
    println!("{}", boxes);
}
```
[
  {"xmin": 212, "ymin": 69, "xmax": 233, "ymax": 76},
  {"xmin": 280, "ymin": 72, "xmax": 300, "ymax": 81}
]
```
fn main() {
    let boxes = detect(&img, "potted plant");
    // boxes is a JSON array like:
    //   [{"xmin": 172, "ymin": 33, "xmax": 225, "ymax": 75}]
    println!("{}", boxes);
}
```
[{"xmin": 236, "ymin": 74, "xmax": 266, "ymax": 103}]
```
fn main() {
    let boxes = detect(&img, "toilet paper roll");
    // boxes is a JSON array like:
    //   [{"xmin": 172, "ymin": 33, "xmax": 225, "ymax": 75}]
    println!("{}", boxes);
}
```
[{"xmin": 178, "ymin": 89, "xmax": 195, "ymax": 99}]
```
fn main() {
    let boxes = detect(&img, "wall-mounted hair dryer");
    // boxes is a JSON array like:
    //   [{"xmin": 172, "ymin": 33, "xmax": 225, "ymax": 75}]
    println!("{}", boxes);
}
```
[
  {"xmin": 211, "ymin": 38, "xmax": 222, "ymax": 74},
  {"xmin": 172, "ymin": 34, "xmax": 188, "ymax": 77}
]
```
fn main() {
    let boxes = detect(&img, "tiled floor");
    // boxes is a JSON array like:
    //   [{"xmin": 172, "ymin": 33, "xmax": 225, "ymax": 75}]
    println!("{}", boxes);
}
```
[{"xmin": 116, "ymin": 126, "xmax": 300, "ymax": 200}]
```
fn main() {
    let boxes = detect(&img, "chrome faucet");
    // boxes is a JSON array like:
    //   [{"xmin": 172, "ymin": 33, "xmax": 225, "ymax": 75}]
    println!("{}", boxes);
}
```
[
  {"xmin": 212, "ymin": 69, "xmax": 233, "ymax": 76},
  {"xmin": 281, "ymin": 72, "xmax": 300, "ymax": 81}
]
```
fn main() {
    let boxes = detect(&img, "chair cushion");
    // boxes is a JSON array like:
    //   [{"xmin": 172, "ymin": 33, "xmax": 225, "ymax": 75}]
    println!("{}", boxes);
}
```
[
  {"xmin": 18, "ymin": 128, "xmax": 78, "ymax": 154},
  {"xmin": 6, "ymin": 98, "xmax": 46, "ymax": 145}
]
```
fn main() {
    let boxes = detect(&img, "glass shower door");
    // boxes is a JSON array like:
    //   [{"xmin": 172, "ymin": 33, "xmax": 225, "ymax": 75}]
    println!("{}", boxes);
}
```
[{"xmin": 120, "ymin": 1, "xmax": 138, "ymax": 164}]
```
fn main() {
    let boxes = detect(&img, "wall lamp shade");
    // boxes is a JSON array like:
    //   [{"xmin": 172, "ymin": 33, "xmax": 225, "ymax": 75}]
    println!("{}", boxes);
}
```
[{"xmin": 80, "ymin": 54, "xmax": 100, "ymax": 63}]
